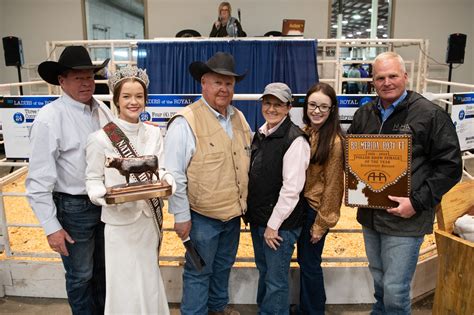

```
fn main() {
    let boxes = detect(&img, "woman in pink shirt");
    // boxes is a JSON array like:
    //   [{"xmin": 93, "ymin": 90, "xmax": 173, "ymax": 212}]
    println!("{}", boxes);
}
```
[{"xmin": 245, "ymin": 82, "xmax": 310, "ymax": 314}]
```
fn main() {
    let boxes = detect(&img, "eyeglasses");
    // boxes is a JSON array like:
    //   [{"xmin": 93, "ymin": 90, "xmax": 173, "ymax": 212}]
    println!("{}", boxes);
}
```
[
  {"xmin": 262, "ymin": 102, "xmax": 288, "ymax": 109},
  {"xmin": 307, "ymin": 102, "xmax": 332, "ymax": 113}
]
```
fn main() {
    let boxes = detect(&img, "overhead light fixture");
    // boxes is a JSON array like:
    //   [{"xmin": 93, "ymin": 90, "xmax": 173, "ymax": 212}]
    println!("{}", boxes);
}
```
[
  {"xmin": 378, "ymin": 25, "xmax": 384, "ymax": 29},
  {"xmin": 347, "ymin": 34, "xmax": 354, "ymax": 38},
  {"xmin": 342, "ymin": 20, "xmax": 348, "ymax": 24},
  {"xmin": 332, "ymin": 24, "xmax": 338, "ymax": 28},
  {"xmin": 341, "ymin": 36, "xmax": 346, "ymax": 39},
  {"xmin": 368, "ymin": 8, "xmax": 372, "ymax": 12},
  {"xmin": 352, "ymin": 14, "xmax": 361, "ymax": 20},
  {"xmin": 383, "ymin": 34, "xmax": 388, "ymax": 38},
  {"xmin": 356, "ymin": 31, "xmax": 362, "ymax": 35},
  {"xmin": 366, "ymin": 28, "xmax": 371, "ymax": 32}
]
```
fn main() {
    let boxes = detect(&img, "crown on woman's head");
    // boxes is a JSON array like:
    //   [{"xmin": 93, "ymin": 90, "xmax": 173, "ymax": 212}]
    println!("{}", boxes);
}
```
[{"xmin": 108, "ymin": 66, "xmax": 149, "ymax": 91}]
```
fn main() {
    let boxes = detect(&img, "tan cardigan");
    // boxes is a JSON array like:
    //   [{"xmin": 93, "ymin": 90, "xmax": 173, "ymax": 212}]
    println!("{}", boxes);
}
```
[{"xmin": 303, "ymin": 129, "xmax": 344, "ymax": 238}]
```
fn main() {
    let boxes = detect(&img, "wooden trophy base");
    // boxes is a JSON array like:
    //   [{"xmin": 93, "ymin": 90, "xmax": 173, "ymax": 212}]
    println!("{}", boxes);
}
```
[{"xmin": 105, "ymin": 180, "xmax": 172, "ymax": 204}]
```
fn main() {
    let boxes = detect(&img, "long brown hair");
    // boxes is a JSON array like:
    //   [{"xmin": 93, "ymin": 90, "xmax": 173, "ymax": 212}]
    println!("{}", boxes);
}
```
[{"xmin": 302, "ymin": 82, "xmax": 343, "ymax": 165}]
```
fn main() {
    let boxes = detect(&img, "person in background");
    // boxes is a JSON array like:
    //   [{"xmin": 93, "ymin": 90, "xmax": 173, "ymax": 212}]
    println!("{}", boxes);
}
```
[
  {"xmin": 366, "ymin": 64, "xmax": 374, "ymax": 94},
  {"xmin": 347, "ymin": 63, "xmax": 361, "ymax": 94},
  {"xmin": 164, "ymin": 52, "xmax": 251, "ymax": 315},
  {"xmin": 26, "ymin": 46, "xmax": 113, "ymax": 314},
  {"xmin": 358, "ymin": 65, "xmax": 369, "ymax": 94},
  {"xmin": 93, "ymin": 67, "xmax": 110, "ymax": 107},
  {"xmin": 210, "ymin": 1, "xmax": 246, "ymax": 37},
  {"xmin": 245, "ymin": 83, "xmax": 310, "ymax": 315},
  {"xmin": 348, "ymin": 51, "xmax": 462, "ymax": 314},
  {"xmin": 85, "ymin": 66, "xmax": 175, "ymax": 314},
  {"xmin": 293, "ymin": 82, "xmax": 344, "ymax": 315}
]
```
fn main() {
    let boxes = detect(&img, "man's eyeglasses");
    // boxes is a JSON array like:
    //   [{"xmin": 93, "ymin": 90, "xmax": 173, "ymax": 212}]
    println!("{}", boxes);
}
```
[{"xmin": 307, "ymin": 102, "xmax": 332, "ymax": 113}]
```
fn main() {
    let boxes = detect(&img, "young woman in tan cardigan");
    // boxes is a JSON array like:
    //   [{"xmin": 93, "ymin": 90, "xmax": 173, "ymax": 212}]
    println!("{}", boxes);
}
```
[{"xmin": 294, "ymin": 82, "xmax": 344, "ymax": 315}]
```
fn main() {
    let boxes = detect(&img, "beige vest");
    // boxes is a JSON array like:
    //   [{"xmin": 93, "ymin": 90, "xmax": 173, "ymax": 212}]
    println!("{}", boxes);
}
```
[{"xmin": 178, "ymin": 100, "xmax": 251, "ymax": 221}]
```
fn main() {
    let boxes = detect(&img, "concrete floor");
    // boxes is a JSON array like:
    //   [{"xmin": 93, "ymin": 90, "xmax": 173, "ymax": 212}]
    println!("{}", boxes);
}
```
[{"xmin": 0, "ymin": 293, "xmax": 434, "ymax": 315}]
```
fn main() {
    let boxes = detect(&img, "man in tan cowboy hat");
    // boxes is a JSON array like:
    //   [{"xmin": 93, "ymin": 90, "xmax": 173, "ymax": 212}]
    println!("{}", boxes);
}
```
[
  {"xmin": 164, "ymin": 51, "xmax": 251, "ymax": 315},
  {"xmin": 26, "ymin": 45, "xmax": 114, "ymax": 315}
]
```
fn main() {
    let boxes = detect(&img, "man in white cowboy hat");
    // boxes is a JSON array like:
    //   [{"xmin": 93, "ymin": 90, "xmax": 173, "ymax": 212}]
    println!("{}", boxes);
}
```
[
  {"xmin": 164, "ymin": 51, "xmax": 251, "ymax": 315},
  {"xmin": 26, "ymin": 45, "xmax": 114, "ymax": 315}
]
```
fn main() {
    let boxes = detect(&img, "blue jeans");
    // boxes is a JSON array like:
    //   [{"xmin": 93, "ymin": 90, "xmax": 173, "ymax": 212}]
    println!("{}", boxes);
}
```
[
  {"xmin": 54, "ymin": 192, "xmax": 105, "ymax": 315},
  {"xmin": 296, "ymin": 205, "xmax": 328, "ymax": 315},
  {"xmin": 181, "ymin": 211, "xmax": 240, "ymax": 315},
  {"xmin": 363, "ymin": 226, "xmax": 424, "ymax": 315},
  {"xmin": 251, "ymin": 223, "xmax": 301, "ymax": 315}
]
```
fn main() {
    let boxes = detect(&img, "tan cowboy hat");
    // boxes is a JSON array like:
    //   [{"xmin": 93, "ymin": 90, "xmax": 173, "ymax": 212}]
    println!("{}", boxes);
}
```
[
  {"xmin": 189, "ymin": 52, "xmax": 247, "ymax": 82},
  {"xmin": 38, "ymin": 46, "xmax": 110, "ymax": 85}
]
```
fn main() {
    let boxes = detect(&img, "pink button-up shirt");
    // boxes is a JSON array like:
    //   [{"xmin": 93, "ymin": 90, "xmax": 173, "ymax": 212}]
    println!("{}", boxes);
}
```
[{"xmin": 258, "ymin": 117, "xmax": 310, "ymax": 230}]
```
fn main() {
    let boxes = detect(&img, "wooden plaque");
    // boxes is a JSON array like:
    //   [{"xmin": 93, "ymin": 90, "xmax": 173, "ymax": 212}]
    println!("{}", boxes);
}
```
[
  {"xmin": 105, "ymin": 180, "xmax": 172, "ymax": 204},
  {"xmin": 345, "ymin": 134, "xmax": 412, "ymax": 209}
]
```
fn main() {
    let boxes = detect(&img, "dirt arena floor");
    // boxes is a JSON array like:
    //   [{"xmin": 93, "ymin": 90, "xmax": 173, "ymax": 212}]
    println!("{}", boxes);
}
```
[
  {"xmin": 0, "ymin": 165, "xmax": 448, "ymax": 314},
  {"xmin": 0, "ymin": 173, "xmax": 437, "ymax": 267}
]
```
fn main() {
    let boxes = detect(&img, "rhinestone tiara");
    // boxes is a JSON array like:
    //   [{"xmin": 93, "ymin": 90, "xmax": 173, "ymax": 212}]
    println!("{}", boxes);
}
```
[{"xmin": 108, "ymin": 66, "xmax": 150, "ymax": 91}]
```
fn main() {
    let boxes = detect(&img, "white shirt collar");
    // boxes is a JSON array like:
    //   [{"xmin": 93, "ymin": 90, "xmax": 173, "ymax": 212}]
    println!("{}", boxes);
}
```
[
  {"xmin": 259, "ymin": 115, "xmax": 289, "ymax": 137},
  {"xmin": 61, "ymin": 93, "xmax": 99, "ymax": 114}
]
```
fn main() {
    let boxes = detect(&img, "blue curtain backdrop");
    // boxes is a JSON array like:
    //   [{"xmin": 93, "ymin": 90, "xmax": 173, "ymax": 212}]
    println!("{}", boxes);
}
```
[{"xmin": 137, "ymin": 39, "xmax": 318, "ymax": 130}]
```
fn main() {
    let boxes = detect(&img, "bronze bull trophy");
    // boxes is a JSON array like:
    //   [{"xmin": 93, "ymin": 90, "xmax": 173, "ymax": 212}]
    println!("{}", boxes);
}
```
[{"xmin": 104, "ymin": 155, "xmax": 171, "ymax": 204}]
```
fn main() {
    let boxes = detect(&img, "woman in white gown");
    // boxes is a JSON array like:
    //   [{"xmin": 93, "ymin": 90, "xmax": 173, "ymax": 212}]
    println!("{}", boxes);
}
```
[{"xmin": 85, "ymin": 66, "xmax": 174, "ymax": 315}]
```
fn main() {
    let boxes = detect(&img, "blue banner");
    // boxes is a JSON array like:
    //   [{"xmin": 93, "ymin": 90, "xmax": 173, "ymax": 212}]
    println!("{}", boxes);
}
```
[
  {"xmin": 0, "ymin": 96, "xmax": 58, "ymax": 109},
  {"xmin": 453, "ymin": 93, "xmax": 474, "ymax": 105}
]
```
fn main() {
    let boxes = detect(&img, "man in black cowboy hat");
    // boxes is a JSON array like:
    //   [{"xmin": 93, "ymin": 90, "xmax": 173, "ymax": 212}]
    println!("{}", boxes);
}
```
[
  {"xmin": 26, "ymin": 45, "xmax": 114, "ymax": 315},
  {"xmin": 164, "ymin": 52, "xmax": 251, "ymax": 315}
]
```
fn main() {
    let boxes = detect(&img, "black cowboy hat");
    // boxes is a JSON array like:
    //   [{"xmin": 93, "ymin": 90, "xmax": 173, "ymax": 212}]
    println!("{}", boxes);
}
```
[
  {"xmin": 189, "ymin": 52, "xmax": 247, "ymax": 82},
  {"xmin": 38, "ymin": 46, "xmax": 110, "ymax": 85}
]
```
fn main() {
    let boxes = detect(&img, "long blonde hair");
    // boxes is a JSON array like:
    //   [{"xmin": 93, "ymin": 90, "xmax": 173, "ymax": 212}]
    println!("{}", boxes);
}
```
[{"xmin": 218, "ymin": 2, "xmax": 232, "ymax": 16}]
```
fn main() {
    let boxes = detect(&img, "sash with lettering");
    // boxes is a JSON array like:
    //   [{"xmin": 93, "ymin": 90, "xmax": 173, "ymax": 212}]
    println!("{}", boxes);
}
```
[{"xmin": 103, "ymin": 121, "xmax": 164, "ymax": 256}]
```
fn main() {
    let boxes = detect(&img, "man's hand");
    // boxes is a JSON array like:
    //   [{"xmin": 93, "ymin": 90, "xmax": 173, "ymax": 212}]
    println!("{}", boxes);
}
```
[
  {"xmin": 47, "ymin": 229, "xmax": 75, "ymax": 256},
  {"xmin": 264, "ymin": 226, "xmax": 283, "ymax": 250},
  {"xmin": 214, "ymin": 20, "xmax": 221, "ymax": 29},
  {"xmin": 174, "ymin": 220, "xmax": 192, "ymax": 240},
  {"xmin": 386, "ymin": 195, "xmax": 416, "ymax": 219}
]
